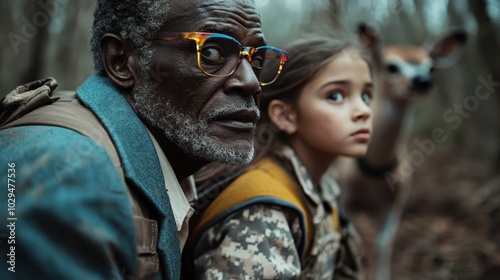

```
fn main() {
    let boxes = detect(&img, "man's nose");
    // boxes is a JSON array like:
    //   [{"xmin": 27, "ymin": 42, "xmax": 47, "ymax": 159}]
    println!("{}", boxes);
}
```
[{"xmin": 224, "ymin": 59, "xmax": 261, "ymax": 97}]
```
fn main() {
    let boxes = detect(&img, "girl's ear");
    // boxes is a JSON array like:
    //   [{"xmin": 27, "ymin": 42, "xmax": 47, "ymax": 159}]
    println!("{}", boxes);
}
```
[{"xmin": 268, "ymin": 99, "xmax": 297, "ymax": 134}]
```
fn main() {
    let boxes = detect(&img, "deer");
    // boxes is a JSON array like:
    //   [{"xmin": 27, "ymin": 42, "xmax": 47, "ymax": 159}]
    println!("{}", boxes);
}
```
[{"xmin": 334, "ymin": 24, "xmax": 467, "ymax": 280}]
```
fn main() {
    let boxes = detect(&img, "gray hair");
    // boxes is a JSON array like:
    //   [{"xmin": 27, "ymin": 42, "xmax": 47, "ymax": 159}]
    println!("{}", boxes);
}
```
[{"xmin": 90, "ymin": 0, "xmax": 171, "ymax": 73}]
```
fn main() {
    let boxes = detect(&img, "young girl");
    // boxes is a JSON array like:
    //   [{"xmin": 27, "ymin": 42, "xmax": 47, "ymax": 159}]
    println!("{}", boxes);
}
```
[{"xmin": 183, "ymin": 36, "xmax": 374, "ymax": 279}]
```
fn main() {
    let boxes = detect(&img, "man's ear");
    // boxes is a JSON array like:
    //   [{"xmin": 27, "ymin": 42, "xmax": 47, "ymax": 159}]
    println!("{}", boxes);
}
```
[
  {"xmin": 100, "ymin": 33, "xmax": 137, "ymax": 89},
  {"xmin": 268, "ymin": 99, "xmax": 297, "ymax": 134}
]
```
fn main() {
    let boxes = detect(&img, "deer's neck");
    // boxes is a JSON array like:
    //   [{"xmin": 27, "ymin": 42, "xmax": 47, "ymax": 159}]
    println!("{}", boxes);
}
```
[{"xmin": 365, "ymin": 94, "xmax": 411, "ymax": 166}]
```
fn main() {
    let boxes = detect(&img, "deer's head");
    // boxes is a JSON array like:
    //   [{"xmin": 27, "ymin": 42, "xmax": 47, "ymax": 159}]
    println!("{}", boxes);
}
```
[{"xmin": 358, "ymin": 23, "xmax": 467, "ymax": 100}]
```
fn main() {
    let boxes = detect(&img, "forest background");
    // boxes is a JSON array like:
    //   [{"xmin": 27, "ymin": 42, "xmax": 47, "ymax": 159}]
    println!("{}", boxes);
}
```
[{"xmin": 1, "ymin": 0, "xmax": 499, "ymax": 279}]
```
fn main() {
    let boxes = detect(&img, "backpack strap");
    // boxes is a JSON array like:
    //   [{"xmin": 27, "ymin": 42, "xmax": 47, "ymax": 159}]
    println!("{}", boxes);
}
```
[
  {"xmin": 0, "ymin": 78, "xmax": 159, "ymax": 279},
  {"xmin": 333, "ymin": 206, "xmax": 364, "ymax": 279},
  {"xmin": 191, "ymin": 157, "xmax": 314, "ymax": 258}
]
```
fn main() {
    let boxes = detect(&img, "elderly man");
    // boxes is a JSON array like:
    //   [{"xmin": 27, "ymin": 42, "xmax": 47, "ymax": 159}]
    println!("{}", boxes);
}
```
[{"xmin": 0, "ymin": 0, "xmax": 287, "ymax": 279}]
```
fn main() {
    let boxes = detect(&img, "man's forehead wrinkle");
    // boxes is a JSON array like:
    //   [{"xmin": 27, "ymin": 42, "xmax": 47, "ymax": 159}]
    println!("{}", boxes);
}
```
[
  {"xmin": 194, "ymin": 6, "xmax": 261, "ymax": 30},
  {"xmin": 202, "ymin": 19, "xmax": 263, "ymax": 41},
  {"xmin": 197, "ymin": 7, "xmax": 263, "ymax": 45},
  {"xmin": 196, "ymin": 1, "xmax": 261, "ymax": 23}
]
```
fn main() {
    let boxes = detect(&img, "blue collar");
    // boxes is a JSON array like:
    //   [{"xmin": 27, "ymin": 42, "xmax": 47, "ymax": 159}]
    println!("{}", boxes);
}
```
[{"xmin": 76, "ymin": 73, "xmax": 180, "ymax": 278}]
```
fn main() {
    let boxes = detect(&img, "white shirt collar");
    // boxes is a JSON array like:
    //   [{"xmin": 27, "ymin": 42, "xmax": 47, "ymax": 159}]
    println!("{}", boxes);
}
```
[{"xmin": 147, "ymin": 130, "xmax": 193, "ymax": 231}]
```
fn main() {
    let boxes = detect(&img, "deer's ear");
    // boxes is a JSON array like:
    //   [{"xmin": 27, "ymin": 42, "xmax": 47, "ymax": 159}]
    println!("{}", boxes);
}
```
[
  {"xmin": 427, "ymin": 28, "xmax": 467, "ymax": 68},
  {"xmin": 357, "ymin": 23, "xmax": 382, "ymax": 56}
]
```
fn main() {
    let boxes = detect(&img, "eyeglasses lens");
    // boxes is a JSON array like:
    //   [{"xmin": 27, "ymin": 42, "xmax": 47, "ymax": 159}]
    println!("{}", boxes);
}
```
[{"xmin": 199, "ymin": 36, "xmax": 282, "ymax": 84}]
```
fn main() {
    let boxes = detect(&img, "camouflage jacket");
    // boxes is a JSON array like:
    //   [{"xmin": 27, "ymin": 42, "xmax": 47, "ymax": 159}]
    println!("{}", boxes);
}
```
[{"xmin": 187, "ymin": 146, "xmax": 359, "ymax": 279}]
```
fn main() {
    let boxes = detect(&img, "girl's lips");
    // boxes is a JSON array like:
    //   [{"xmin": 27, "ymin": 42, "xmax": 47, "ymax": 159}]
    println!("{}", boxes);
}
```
[{"xmin": 351, "ymin": 128, "xmax": 371, "ymax": 142}]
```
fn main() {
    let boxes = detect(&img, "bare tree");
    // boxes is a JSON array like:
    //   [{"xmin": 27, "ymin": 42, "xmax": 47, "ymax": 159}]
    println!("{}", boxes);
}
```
[{"xmin": 468, "ymin": 0, "xmax": 500, "ymax": 165}]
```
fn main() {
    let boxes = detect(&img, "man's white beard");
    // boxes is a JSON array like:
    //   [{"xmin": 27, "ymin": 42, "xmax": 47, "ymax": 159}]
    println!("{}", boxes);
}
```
[{"xmin": 131, "ymin": 75, "xmax": 256, "ymax": 165}]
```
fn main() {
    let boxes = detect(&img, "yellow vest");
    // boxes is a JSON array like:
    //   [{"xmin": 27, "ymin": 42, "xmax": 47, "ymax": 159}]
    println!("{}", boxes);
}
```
[{"xmin": 192, "ymin": 157, "xmax": 341, "ymax": 257}]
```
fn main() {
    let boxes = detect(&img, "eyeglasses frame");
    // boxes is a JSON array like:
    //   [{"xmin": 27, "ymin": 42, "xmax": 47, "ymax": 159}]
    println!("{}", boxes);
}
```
[{"xmin": 146, "ymin": 32, "xmax": 288, "ymax": 86}]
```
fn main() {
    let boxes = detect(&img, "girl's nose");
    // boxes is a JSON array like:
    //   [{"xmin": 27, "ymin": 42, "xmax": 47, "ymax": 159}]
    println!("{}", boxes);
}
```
[{"xmin": 352, "ymin": 100, "xmax": 371, "ymax": 121}]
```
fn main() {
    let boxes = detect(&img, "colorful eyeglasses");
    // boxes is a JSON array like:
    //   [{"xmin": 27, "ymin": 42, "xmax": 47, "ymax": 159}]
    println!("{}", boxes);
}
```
[{"xmin": 146, "ymin": 32, "xmax": 288, "ymax": 86}]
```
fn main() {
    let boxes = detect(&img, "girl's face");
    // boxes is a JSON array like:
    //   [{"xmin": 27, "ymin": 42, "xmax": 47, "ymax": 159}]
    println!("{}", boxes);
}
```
[{"xmin": 291, "ymin": 49, "xmax": 373, "ymax": 159}]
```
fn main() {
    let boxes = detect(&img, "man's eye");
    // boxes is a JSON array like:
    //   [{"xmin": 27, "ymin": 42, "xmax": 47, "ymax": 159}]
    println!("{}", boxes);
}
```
[
  {"xmin": 250, "ymin": 55, "xmax": 264, "ymax": 69},
  {"xmin": 201, "ymin": 46, "xmax": 225, "ymax": 63},
  {"xmin": 361, "ymin": 92, "xmax": 372, "ymax": 104},
  {"xmin": 328, "ymin": 91, "xmax": 344, "ymax": 102}
]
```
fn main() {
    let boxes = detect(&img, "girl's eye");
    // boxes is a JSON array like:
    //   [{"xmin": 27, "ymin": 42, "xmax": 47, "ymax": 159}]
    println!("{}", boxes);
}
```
[
  {"xmin": 328, "ymin": 91, "xmax": 344, "ymax": 102},
  {"xmin": 361, "ymin": 92, "xmax": 372, "ymax": 104}
]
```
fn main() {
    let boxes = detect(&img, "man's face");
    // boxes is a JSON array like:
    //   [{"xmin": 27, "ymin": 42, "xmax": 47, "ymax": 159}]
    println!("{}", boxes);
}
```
[{"xmin": 133, "ymin": 0, "xmax": 263, "ymax": 165}]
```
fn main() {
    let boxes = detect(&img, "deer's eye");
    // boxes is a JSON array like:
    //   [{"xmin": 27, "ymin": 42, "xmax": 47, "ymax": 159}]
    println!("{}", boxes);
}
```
[{"xmin": 387, "ymin": 63, "xmax": 399, "ymax": 74}]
